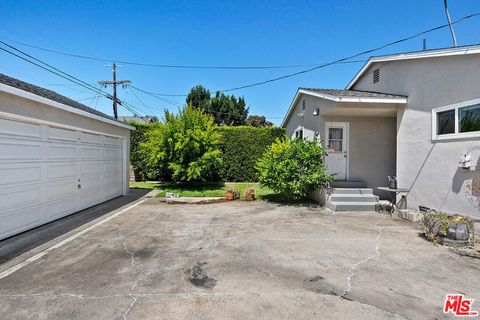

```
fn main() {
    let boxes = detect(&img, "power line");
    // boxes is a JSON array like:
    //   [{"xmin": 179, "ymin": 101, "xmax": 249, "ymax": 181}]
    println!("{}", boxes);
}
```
[
  {"xmin": 1, "ymin": 37, "xmax": 367, "ymax": 70},
  {"xmin": 0, "ymin": 40, "xmax": 144, "ymax": 118},
  {"xmin": 125, "ymin": 11, "xmax": 480, "ymax": 97}
]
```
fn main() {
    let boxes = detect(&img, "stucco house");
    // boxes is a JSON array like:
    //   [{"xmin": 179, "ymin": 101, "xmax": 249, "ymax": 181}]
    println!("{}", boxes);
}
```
[
  {"xmin": 282, "ymin": 45, "xmax": 480, "ymax": 218},
  {"xmin": 0, "ymin": 73, "xmax": 134, "ymax": 240}
]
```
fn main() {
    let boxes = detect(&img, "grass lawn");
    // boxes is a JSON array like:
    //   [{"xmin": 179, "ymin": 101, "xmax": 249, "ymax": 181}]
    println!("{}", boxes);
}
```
[{"xmin": 129, "ymin": 181, "xmax": 274, "ymax": 200}]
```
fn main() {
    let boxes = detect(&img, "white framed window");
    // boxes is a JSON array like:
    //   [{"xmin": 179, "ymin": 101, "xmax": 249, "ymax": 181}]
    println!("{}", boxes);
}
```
[
  {"xmin": 294, "ymin": 128, "xmax": 304, "ymax": 140},
  {"xmin": 432, "ymin": 98, "xmax": 480, "ymax": 140}
]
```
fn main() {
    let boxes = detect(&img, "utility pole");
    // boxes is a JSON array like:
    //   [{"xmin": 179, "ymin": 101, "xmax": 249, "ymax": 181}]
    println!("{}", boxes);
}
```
[
  {"xmin": 443, "ymin": 0, "xmax": 457, "ymax": 47},
  {"xmin": 98, "ymin": 63, "xmax": 131, "ymax": 119}
]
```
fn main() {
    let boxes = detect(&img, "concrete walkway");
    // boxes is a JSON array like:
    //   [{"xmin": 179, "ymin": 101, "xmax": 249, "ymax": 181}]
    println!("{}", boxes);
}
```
[{"xmin": 0, "ymin": 197, "xmax": 478, "ymax": 319}]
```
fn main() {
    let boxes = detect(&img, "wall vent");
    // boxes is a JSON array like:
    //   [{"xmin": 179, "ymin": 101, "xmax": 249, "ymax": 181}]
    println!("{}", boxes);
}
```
[{"xmin": 373, "ymin": 69, "xmax": 380, "ymax": 84}]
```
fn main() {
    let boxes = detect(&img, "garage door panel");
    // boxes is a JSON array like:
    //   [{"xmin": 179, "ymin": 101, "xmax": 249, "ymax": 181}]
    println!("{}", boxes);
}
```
[
  {"xmin": 104, "ymin": 136, "xmax": 121, "ymax": 146},
  {"xmin": 80, "ymin": 162, "xmax": 102, "ymax": 176},
  {"xmin": 0, "ymin": 118, "xmax": 41, "ymax": 139},
  {"xmin": 79, "ymin": 146, "xmax": 102, "ymax": 160},
  {"xmin": 104, "ymin": 147, "xmax": 121, "ymax": 160},
  {"xmin": 80, "ymin": 175, "xmax": 102, "ymax": 192},
  {"xmin": 0, "ymin": 141, "xmax": 41, "ymax": 160},
  {"xmin": 47, "ymin": 180, "xmax": 77, "ymax": 201},
  {"xmin": 0, "ymin": 164, "xmax": 41, "ymax": 186},
  {"xmin": 47, "ymin": 144, "xmax": 77, "ymax": 160},
  {"xmin": 48, "ymin": 127, "xmax": 77, "ymax": 142},
  {"xmin": 80, "ymin": 132, "xmax": 102, "ymax": 144},
  {"xmin": 47, "ymin": 197, "xmax": 76, "ymax": 219},
  {"xmin": 0, "ymin": 185, "xmax": 42, "ymax": 212},
  {"xmin": 47, "ymin": 162, "xmax": 77, "ymax": 180},
  {"xmin": 0, "ymin": 205, "xmax": 46, "ymax": 239}
]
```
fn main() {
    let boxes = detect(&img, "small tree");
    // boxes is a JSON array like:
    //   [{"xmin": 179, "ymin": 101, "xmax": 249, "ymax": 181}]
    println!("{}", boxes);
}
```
[
  {"xmin": 141, "ymin": 106, "xmax": 222, "ymax": 182},
  {"xmin": 256, "ymin": 138, "xmax": 333, "ymax": 200},
  {"xmin": 246, "ymin": 115, "xmax": 273, "ymax": 127}
]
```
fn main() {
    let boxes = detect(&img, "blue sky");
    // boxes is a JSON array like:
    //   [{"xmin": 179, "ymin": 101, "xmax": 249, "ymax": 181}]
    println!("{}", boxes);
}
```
[{"xmin": 1, "ymin": 0, "xmax": 480, "ymax": 124}]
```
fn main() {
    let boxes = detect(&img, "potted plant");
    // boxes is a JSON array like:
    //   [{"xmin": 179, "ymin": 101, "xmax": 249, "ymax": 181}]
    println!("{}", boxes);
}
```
[
  {"xmin": 226, "ymin": 187, "xmax": 235, "ymax": 201},
  {"xmin": 245, "ymin": 188, "xmax": 255, "ymax": 201}
]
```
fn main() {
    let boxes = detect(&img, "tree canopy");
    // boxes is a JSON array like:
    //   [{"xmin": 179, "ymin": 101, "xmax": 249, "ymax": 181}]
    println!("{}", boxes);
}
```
[{"xmin": 185, "ymin": 85, "xmax": 249, "ymax": 126}]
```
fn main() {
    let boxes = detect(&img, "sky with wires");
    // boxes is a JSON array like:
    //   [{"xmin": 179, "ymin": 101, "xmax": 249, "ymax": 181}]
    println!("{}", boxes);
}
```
[{"xmin": 1, "ymin": 0, "xmax": 480, "ymax": 124}]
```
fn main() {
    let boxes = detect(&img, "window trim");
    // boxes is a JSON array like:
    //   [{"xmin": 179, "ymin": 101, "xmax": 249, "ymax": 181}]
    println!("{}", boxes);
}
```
[
  {"xmin": 432, "ymin": 98, "xmax": 480, "ymax": 141},
  {"xmin": 294, "ymin": 127, "xmax": 304, "ymax": 140}
]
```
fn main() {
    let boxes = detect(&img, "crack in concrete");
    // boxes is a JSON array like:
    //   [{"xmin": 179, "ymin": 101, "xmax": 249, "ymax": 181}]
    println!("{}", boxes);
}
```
[
  {"xmin": 341, "ymin": 214, "xmax": 386, "ymax": 297},
  {"xmin": 122, "ymin": 236, "xmax": 143, "ymax": 320}
]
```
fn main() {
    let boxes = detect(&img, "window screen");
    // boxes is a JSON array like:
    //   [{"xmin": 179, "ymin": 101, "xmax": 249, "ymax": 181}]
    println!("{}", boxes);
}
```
[
  {"xmin": 437, "ymin": 110, "xmax": 455, "ymax": 135},
  {"xmin": 459, "ymin": 104, "xmax": 480, "ymax": 133}
]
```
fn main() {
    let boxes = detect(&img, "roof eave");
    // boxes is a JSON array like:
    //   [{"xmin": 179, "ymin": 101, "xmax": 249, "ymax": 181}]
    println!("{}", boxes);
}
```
[
  {"xmin": 0, "ymin": 83, "xmax": 135, "ymax": 130},
  {"xmin": 346, "ymin": 45, "xmax": 480, "ymax": 90}
]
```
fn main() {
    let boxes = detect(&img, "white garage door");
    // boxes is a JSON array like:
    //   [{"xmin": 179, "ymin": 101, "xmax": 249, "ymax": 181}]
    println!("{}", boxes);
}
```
[{"xmin": 0, "ymin": 117, "xmax": 124, "ymax": 240}]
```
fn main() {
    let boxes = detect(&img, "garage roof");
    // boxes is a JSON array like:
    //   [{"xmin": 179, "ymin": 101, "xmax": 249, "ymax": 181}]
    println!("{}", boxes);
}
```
[{"xmin": 0, "ymin": 73, "xmax": 134, "ymax": 130}]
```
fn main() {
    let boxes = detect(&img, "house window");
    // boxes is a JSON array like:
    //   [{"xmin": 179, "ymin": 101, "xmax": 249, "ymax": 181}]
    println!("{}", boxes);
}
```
[
  {"xmin": 295, "ymin": 129, "xmax": 304, "ymax": 139},
  {"xmin": 459, "ymin": 104, "xmax": 480, "ymax": 133},
  {"xmin": 436, "ymin": 110, "xmax": 455, "ymax": 135},
  {"xmin": 302, "ymin": 99, "xmax": 306, "ymax": 110},
  {"xmin": 328, "ymin": 128, "xmax": 343, "ymax": 151},
  {"xmin": 432, "ymin": 99, "xmax": 480, "ymax": 140}
]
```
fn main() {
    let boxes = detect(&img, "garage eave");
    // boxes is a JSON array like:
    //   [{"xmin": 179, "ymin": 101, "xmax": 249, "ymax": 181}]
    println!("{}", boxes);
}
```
[{"xmin": 0, "ymin": 83, "xmax": 135, "ymax": 131}]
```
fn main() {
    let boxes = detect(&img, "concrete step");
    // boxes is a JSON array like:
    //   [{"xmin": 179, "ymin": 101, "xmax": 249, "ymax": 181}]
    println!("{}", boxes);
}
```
[
  {"xmin": 327, "ymin": 201, "xmax": 379, "ymax": 212},
  {"xmin": 330, "ymin": 188, "xmax": 373, "ymax": 195},
  {"xmin": 329, "ymin": 194, "xmax": 379, "ymax": 203},
  {"xmin": 331, "ymin": 180, "xmax": 367, "ymax": 188}
]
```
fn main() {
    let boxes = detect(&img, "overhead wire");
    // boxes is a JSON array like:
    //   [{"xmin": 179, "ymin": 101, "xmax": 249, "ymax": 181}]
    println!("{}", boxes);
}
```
[{"xmin": 0, "ymin": 40, "xmax": 145, "ymax": 117}]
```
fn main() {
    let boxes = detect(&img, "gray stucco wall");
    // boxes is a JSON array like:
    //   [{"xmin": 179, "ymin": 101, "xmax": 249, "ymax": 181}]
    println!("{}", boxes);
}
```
[
  {"xmin": 0, "ymin": 91, "xmax": 132, "ymax": 193},
  {"xmin": 284, "ymin": 93, "xmax": 396, "ymax": 199},
  {"xmin": 321, "ymin": 116, "xmax": 396, "ymax": 199},
  {"xmin": 352, "ymin": 54, "xmax": 480, "ymax": 217}
]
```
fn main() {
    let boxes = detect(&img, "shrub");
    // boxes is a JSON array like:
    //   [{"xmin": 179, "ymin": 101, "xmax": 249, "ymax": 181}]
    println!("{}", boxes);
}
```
[
  {"xmin": 216, "ymin": 126, "xmax": 285, "ymax": 182},
  {"xmin": 256, "ymin": 138, "xmax": 333, "ymax": 200},
  {"xmin": 140, "ymin": 106, "xmax": 223, "ymax": 182},
  {"xmin": 126, "ymin": 121, "xmax": 160, "ymax": 181},
  {"xmin": 422, "ymin": 211, "xmax": 476, "ymax": 245}
]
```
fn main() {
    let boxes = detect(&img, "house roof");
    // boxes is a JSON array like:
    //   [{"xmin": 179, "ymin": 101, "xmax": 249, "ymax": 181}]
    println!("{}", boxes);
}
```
[
  {"xmin": 299, "ymin": 88, "xmax": 407, "ymax": 100},
  {"xmin": 0, "ymin": 73, "xmax": 134, "ymax": 130},
  {"xmin": 346, "ymin": 44, "xmax": 480, "ymax": 89},
  {"xmin": 280, "ymin": 88, "xmax": 407, "ymax": 127}
]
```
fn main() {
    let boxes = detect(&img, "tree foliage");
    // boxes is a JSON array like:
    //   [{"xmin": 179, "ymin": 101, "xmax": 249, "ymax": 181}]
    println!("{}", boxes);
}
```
[
  {"xmin": 140, "ymin": 106, "xmax": 222, "ymax": 182},
  {"xmin": 186, "ymin": 85, "xmax": 249, "ymax": 126},
  {"xmin": 256, "ymin": 138, "xmax": 333, "ymax": 199},
  {"xmin": 246, "ymin": 115, "xmax": 273, "ymax": 127}
]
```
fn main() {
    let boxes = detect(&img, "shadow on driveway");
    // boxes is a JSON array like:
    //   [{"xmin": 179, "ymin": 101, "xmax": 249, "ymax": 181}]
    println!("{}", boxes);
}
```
[{"xmin": 0, "ymin": 188, "xmax": 150, "ymax": 265}]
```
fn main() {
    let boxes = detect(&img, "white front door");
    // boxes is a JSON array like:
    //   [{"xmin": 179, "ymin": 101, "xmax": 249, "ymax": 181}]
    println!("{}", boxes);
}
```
[{"xmin": 325, "ymin": 122, "xmax": 348, "ymax": 180}]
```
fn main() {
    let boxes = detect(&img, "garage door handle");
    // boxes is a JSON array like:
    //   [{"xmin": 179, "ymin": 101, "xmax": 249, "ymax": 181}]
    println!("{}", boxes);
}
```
[{"xmin": 78, "ymin": 184, "xmax": 82, "ymax": 190}]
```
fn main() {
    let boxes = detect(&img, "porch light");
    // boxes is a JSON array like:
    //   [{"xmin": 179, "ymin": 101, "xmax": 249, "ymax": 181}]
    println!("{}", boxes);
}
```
[{"xmin": 313, "ymin": 108, "xmax": 319, "ymax": 116}]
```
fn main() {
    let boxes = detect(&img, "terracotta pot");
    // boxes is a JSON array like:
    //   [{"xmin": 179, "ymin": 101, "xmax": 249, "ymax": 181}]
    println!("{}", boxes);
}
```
[{"xmin": 226, "ymin": 192, "xmax": 234, "ymax": 201}]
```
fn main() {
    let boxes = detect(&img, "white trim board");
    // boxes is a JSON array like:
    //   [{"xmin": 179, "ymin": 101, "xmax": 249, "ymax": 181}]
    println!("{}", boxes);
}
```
[
  {"xmin": 0, "ymin": 83, "xmax": 135, "ymax": 131},
  {"xmin": 346, "ymin": 45, "xmax": 480, "ymax": 90},
  {"xmin": 431, "ymin": 97, "xmax": 480, "ymax": 141},
  {"xmin": 281, "ymin": 88, "xmax": 406, "ymax": 128}
]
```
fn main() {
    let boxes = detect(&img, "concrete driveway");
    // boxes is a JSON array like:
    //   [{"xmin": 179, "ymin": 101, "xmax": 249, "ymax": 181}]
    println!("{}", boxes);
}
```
[{"xmin": 0, "ymin": 194, "xmax": 478, "ymax": 319}]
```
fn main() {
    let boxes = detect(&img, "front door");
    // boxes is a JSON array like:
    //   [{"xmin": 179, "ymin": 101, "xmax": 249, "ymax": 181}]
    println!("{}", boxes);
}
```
[{"xmin": 325, "ymin": 122, "xmax": 348, "ymax": 180}]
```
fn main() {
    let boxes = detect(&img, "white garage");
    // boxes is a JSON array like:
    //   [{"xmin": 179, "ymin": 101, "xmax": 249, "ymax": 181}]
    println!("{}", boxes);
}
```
[{"xmin": 0, "ymin": 74, "xmax": 134, "ymax": 240}]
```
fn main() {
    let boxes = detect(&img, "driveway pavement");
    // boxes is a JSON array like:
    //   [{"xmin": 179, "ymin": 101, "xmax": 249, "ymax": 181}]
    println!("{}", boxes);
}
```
[{"xmin": 0, "ymin": 195, "xmax": 478, "ymax": 319}]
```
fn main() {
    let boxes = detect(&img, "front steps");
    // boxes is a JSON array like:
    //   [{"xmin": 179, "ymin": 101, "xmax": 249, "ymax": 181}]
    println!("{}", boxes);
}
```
[{"xmin": 327, "ymin": 188, "xmax": 379, "ymax": 211}]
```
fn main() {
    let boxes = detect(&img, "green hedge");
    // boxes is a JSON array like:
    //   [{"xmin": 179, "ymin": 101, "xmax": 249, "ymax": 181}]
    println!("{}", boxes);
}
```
[
  {"xmin": 127, "ymin": 121, "xmax": 160, "ymax": 181},
  {"xmin": 216, "ymin": 126, "xmax": 286, "ymax": 182}
]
